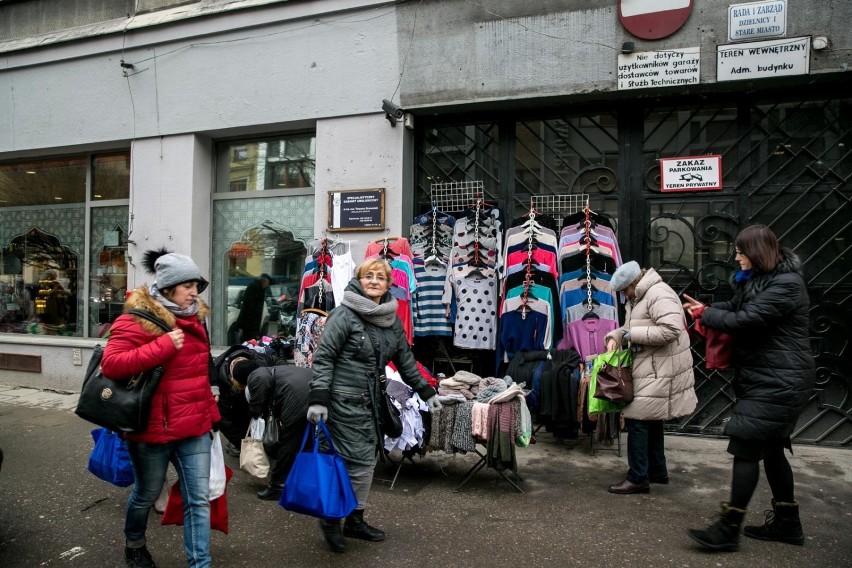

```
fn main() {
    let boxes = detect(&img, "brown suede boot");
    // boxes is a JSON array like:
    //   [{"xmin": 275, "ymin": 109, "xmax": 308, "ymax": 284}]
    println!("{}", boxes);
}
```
[{"xmin": 687, "ymin": 502, "xmax": 746, "ymax": 552}]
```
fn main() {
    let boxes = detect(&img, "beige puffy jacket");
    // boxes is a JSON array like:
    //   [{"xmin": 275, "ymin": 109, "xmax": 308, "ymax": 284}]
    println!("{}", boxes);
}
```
[{"xmin": 604, "ymin": 269, "xmax": 697, "ymax": 421}]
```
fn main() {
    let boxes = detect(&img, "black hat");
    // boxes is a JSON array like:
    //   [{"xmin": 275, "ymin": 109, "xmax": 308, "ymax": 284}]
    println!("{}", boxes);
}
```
[{"xmin": 232, "ymin": 360, "xmax": 260, "ymax": 385}]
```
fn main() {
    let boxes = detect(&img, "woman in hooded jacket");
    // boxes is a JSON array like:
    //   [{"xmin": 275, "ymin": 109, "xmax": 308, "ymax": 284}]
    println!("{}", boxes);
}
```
[
  {"xmin": 306, "ymin": 259, "xmax": 441, "ymax": 553},
  {"xmin": 603, "ymin": 261, "xmax": 697, "ymax": 495},
  {"xmin": 685, "ymin": 225, "xmax": 815, "ymax": 552},
  {"xmin": 101, "ymin": 248, "xmax": 220, "ymax": 568}
]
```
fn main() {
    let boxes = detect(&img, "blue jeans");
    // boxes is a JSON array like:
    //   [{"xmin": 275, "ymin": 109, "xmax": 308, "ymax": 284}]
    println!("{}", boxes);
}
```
[
  {"xmin": 626, "ymin": 419, "xmax": 667, "ymax": 484},
  {"xmin": 125, "ymin": 434, "xmax": 212, "ymax": 568}
]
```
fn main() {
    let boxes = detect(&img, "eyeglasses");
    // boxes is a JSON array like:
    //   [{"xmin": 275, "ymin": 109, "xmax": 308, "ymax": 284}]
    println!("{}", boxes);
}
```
[{"xmin": 360, "ymin": 273, "xmax": 388, "ymax": 282}]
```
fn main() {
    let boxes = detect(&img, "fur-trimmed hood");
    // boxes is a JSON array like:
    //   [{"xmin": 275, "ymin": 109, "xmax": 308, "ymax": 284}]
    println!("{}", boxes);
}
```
[
  {"xmin": 736, "ymin": 248, "xmax": 803, "ymax": 302},
  {"xmin": 124, "ymin": 285, "xmax": 209, "ymax": 335}
]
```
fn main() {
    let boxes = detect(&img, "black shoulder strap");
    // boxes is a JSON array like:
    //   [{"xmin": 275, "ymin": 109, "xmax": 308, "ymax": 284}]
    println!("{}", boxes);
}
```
[
  {"xmin": 127, "ymin": 309, "xmax": 172, "ymax": 333},
  {"xmin": 363, "ymin": 324, "xmax": 385, "ymax": 373}
]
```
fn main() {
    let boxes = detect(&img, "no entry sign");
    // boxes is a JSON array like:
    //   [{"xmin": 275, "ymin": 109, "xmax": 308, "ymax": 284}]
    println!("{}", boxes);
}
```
[{"xmin": 619, "ymin": 0, "xmax": 694, "ymax": 40}]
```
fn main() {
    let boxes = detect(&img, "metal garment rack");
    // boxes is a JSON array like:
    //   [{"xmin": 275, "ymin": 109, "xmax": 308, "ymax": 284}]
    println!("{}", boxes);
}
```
[
  {"xmin": 430, "ymin": 180, "xmax": 486, "ymax": 213},
  {"xmin": 531, "ymin": 194, "xmax": 589, "ymax": 229},
  {"xmin": 454, "ymin": 444, "xmax": 524, "ymax": 493}
]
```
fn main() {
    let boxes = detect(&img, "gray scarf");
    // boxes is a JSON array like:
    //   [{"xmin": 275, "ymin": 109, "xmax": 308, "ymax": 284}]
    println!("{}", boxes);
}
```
[
  {"xmin": 149, "ymin": 283, "xmax": 199, "ymax": 319},
  {"xmin": 342, "ymin": 290, "xmax": 397, "ymax": 328}
]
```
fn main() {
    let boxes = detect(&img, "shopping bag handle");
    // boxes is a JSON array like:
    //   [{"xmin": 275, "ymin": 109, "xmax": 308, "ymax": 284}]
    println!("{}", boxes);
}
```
[{"xmin": 299, "ymin": 419, "xmax": 338, "ymax": 455}]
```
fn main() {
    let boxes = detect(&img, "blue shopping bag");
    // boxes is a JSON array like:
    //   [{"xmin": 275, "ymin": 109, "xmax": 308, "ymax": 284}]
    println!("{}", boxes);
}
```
[
  {"xmin": 279, "ymin": 420, "xmax": 357, "ymax": 520},
  {"xmin": 87, "ymin": 427, "xmax": 135, "ymax": 487}
]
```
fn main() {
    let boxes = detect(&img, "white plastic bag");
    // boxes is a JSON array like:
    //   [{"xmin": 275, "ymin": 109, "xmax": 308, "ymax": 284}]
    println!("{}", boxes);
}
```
[
  {"xmin": 209, "ymin": 432, "xmax": 227, "ymax": 499},
  {"xmin": 250, "ymin": 417, "xmax": 266, "ymax": 439}
]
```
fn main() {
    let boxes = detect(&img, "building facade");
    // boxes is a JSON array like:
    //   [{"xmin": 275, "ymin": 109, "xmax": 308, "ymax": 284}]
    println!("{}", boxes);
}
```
[{"xmin": 0, "ymin": 0, "xmax": 849, "ymax": 445}]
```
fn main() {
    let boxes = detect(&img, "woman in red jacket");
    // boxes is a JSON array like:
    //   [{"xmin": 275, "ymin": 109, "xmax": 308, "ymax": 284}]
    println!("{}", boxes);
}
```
[{"xmin": 102, "ymin": 248, "xmax": 220, "ymax": 568}]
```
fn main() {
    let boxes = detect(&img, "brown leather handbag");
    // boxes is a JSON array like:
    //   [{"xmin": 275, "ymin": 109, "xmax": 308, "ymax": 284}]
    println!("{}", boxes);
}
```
[{"xmin": 594, "ymin": 349, "xmax": 634, "ymax": 404}]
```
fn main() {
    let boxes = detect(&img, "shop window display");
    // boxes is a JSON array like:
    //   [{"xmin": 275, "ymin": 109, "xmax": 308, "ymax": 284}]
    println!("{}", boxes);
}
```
[{"xmin": 0, "ymin": 152, "xmax": 129, "ymax": 338}]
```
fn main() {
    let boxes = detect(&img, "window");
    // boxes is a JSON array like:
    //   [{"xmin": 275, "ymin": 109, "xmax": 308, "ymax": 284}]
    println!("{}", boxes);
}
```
[
  {"xmin": 0, "ymin": 152, "xmax": 130, "ymax": 337},
  {"xmin": 211, "ymin": 133, "xmax": 317, "ymax": 344},
  {"xmin": 217, "ymin": 134, "xmax": 316, "ymax": 193}
]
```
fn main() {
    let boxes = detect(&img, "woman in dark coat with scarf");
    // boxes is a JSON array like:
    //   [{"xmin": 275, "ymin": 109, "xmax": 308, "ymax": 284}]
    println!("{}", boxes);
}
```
[
  {"xmin": 306, "ymin": 259, "xmax": 441, "ymax": 553},
  {"xmin": 683, "ymin": 225, "xmax": 815, "ymax": 552}
]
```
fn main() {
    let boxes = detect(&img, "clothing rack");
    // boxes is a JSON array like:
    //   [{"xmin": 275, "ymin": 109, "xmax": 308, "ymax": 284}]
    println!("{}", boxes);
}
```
[
  {"xmin": 430, "ymin": 180, "xmax": 486, "ymax": 213},
  {"xmin": 519, "ymin": 201, "xmax": 537, "ymax": 319},
  {"xmin": 531, "ymin": 194, "xmax": 589, "ymax": 230},
  {"xmin": 316, "ymin": 237, "xmax": 330, "ymax": 309},
  {"xmin": 583, "ymin": 204, "xmax": 595, "ymax": 315},
  {"xmin": 472, "ymin": 198, "xmax": 483, "ymax": 267},
  {"xmin": 454, "ymin": 443, "xmax": 524, "ymax": 493}
]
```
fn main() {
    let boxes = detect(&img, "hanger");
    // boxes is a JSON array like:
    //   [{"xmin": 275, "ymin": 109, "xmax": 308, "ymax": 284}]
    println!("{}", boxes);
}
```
[
  {"xmin": 424, "ymin": 252, "xmax": 446, "ymax": 267},
  {"xmin": 372, "ymin": 235, "xmax": 402, "ymax": 244},
  {"xmin": 301, "ymin": 308, "xmax": 328, "ymax": 317},
  {"xmin": 582, "ymin": 307, "xmax": 600, "ymax": 321}
]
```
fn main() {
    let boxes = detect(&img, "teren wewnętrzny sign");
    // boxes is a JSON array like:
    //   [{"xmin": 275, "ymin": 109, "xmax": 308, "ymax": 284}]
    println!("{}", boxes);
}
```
[
  {"xmin": 617, "ymin": 47, "xmax": 700, "ymax": 90},
  {"xmin": 728, "ymin": 0, "xmax": 787, "ymax": 43},
  {"xmin": 717, "ymin": 36, "xmax": 809, "ymax": 82},
  {"xmin": 660, "ymin": 155, "xmax": 722, "ymax": 193}
]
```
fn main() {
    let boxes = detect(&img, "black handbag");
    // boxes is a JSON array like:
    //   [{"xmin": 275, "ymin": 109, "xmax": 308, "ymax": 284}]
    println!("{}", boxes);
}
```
[
  {"xmin": 262, "ymin": 367, "xmax": 280, "ymax": 447},
  {"xmin": 262, "ymin": 412, "xmax": 280, "ymax": 446},
  {"xmin": 378, "ymin": 377, "xmax": 404, "ymax": 439},
  {"xmin": 75, "ymin": 309, "xmax": 172, "ymax": 433},
  {"xmin": 364, "ymin": 327, "xmax": 403, "ymax": 439}
]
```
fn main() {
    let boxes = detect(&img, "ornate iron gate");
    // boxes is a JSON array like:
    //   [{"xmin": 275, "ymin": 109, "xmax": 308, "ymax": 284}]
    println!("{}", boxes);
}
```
[{"xmin": 415, "ymin": 94, "xmax": 851, "ymax": 447}]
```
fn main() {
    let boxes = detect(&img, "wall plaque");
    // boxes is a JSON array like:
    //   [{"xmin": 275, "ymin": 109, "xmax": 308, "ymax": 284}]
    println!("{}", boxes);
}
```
[{"xmin": 328, "ymin": 188, "xmax": 385, "ymax": 232}]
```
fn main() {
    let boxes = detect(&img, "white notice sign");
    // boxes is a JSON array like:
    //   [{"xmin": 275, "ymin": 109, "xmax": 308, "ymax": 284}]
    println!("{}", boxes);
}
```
[
  {"xmin": 660, "ymin": 155, "xmax": 723, "ymax": 192},
  {"xmin": 717, "ymin": 37, "xmax": 809, "ymax": 82},
  {"xmin": 617, "ymin": 47, "xmax": 700, "ymax": 90},
  {"xmin": 728, "ymin": 0, "xmax": 787, "ymax": 42}
]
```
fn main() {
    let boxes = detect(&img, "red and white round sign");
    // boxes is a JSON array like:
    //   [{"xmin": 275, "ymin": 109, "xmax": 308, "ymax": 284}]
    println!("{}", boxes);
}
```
[{"xmin": 618, "ymin": 0, "xmax": 694, "ymax": 40}]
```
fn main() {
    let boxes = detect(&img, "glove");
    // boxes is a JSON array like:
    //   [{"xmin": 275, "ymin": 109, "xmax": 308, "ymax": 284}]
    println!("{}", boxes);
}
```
[
  {"xmin": 211, "ymin": 421, "xmax": 220, "ymax": 433},
  {"xmin": 307, "ymin": 404, "xmax": 328, "ymax": 424},
  {"xmin": 425, "ymin": 396, "xmax": 442, "ymax": 413}
]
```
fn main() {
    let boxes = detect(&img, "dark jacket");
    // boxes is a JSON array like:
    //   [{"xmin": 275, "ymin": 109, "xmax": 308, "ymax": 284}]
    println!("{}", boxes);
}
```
[
  {"xmin": 101, "ymin": 286, "xmax": 220, "ymax": 444},
  {"xmin": 701, "ymin": 251, "xmax": 815, "ymax": 441},
  {"xmin": 246, "ymin": 365, "xmax": 313, "ymax": 431},
  {"xmin": 213, "ymin": 345, "xmax": 292, "ymax": 446},
  {"xmin": 309, "ymin": 279, "xmax": 436, "ymax": 465}
]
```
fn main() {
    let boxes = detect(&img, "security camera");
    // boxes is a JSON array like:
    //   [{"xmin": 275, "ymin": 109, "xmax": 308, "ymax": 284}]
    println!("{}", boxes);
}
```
[{"xmin": 382, "ymin": 99, "xmax": 404, "ymax": 126}]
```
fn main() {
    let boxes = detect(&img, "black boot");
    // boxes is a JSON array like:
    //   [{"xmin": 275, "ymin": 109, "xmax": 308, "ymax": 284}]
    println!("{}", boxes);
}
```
[
  {"xmin": 319, "ymin": 519, "xmax": 346, "ymax": 553},
  {"xmin": 124, "ymin": 545, "xmax": 157, "ymax": 567},
  {"xmin": 343, "ymin": 509, "xmax": 386, "ymax": 541},
  {"xmin": 256, "ymin": 483, "xmax": 283, "ymax": 501},
  {"xmin": 687, "ymin": 502, "xmax": 746, "ymax": 552},
  {"xmin": 743, "ymin": 500, "xmax": 804, "ymax": 545}
]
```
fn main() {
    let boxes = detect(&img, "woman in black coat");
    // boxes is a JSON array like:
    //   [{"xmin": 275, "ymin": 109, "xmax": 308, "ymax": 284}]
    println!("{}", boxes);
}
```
[
  {"xmin": 245, "ymin": 364, "xmax": 313, "ymax": 501},
  {"xmin": 683, "ymin": 225, "xmax": 815, "ymax": 552}
]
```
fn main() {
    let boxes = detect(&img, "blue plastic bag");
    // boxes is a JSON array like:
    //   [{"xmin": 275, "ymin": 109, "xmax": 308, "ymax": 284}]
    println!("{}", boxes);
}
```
[
  {"xmin": 279, "ymin": 420, "xmax": 357, "ymax": 520},
  {"xmin": 87, "ymin": 428, "xmax": 135, "ymax": 487}
]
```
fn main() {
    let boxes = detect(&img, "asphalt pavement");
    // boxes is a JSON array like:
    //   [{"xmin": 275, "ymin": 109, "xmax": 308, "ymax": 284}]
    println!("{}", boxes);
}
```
[{"xmin": 0, "ymin": 383, "xmax": 850, "ymax": 568}]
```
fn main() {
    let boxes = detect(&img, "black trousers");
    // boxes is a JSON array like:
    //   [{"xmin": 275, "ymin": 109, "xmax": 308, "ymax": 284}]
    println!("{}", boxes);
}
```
[{"xmin": 266, "ymin": 419, "xmax": 308, "ymax": 487}]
